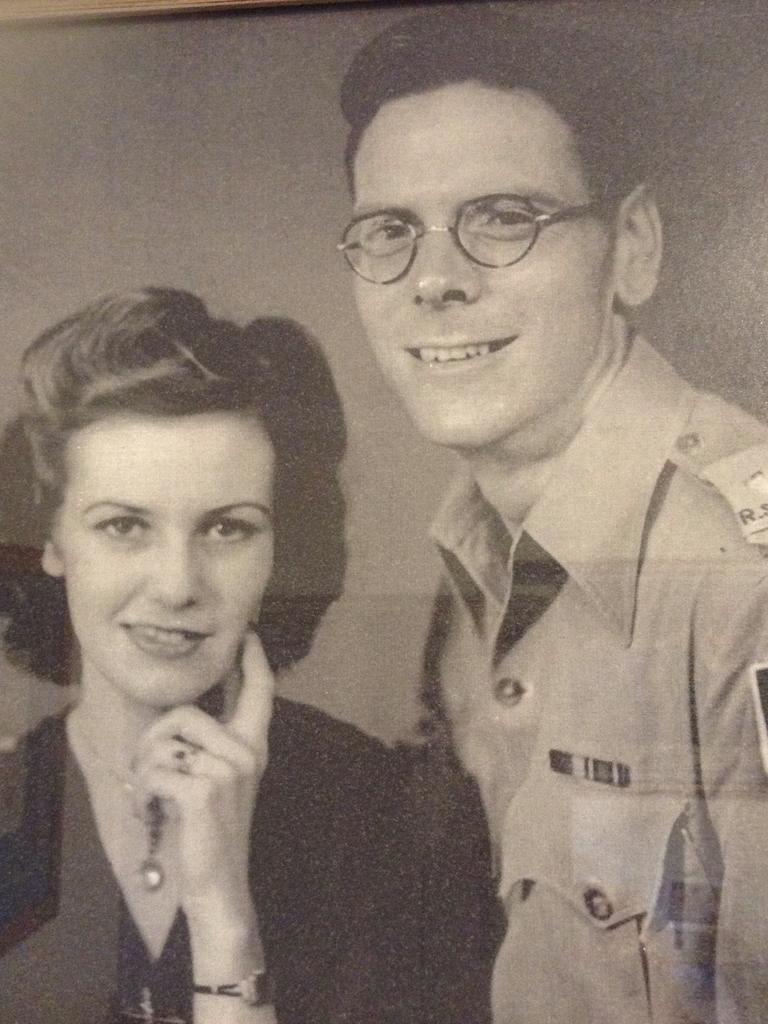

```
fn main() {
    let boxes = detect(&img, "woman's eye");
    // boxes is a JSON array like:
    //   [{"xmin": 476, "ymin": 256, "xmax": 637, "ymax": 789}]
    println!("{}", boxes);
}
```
[
  {"xmin": 206, "ymin": 517, "xmax": 262, "ymax": 542},
  {"xmin": 95, "ymin": 516, "xmax": 147, "ymax": 540}
]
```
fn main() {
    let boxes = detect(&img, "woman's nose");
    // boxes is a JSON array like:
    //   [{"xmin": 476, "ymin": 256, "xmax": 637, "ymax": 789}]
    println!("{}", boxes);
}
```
[
  {"xmin": 146, "ymin": 539, "xmax": 202, "ymax": 608},
  {"xmin": 413, "ymin": 228, "xmax": 482, "ymax": 307}
]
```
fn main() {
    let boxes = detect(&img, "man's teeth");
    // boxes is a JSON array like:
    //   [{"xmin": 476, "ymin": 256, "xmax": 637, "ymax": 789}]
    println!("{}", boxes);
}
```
[{"xmin": 418, "ymin": 343, "xmax": 492, "ymax": 363}]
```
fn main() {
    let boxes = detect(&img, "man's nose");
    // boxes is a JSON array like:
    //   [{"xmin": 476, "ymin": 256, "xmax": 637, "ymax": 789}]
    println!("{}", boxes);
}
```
[
  {"xmin": 413, "ymin": 227, "xmax": 482, "ymax": 307},
  {"xmin": 146, "ymin": 539, "xmax": 201, "ymax": 608}
]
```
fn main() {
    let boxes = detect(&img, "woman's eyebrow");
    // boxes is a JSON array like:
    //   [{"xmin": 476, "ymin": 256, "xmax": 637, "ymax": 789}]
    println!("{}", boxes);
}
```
[
  {"xmin": 82, "ymin": 501, "xmax": 149, "ymax": 516},
  {"xmin": 204, "ymin": 502, "xmax": 273, "ymax": 521}
]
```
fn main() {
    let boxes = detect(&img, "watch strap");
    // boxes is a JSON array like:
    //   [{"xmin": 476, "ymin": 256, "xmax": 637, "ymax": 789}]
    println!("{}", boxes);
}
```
[{"xmin": 193, "ymin": 969, "xmax": 274, "ymax": 1007}]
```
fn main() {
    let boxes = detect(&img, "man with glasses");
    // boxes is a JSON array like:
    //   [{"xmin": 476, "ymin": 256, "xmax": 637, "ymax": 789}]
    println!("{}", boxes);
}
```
[{"xmin": 338, "ymin": 7, "xmax": 768, "ymax": 1023}]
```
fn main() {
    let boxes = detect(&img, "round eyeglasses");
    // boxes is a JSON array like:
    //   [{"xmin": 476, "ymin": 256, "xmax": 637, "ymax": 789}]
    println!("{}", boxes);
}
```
[{"xmin": 337, "ymin": 193, "xmax": 602, "ymax": 285}]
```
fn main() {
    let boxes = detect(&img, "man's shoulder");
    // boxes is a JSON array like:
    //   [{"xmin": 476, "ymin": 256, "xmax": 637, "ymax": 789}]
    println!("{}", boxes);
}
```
[
  {"xmin": 657, "ymin": 386, "xmax": 768, "ymax": 564},
  {"xmin": 670, "ymin": 385, "xmax": 768, "ymax": 477}
]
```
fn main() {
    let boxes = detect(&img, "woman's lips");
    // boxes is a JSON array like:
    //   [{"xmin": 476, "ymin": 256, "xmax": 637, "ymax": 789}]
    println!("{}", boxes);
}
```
[
  {"xmin": 407, "ymin": 336, "xmax": 516, "ymax": 364},
  {"xmin": 123, "ymin": 623, "xmax": 210, "ymax": 659}
]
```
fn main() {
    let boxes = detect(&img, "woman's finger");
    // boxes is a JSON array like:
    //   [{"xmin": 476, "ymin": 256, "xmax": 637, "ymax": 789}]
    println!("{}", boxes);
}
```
[
  {"xmin": 226, "ymin": 631, "xmax": 274, "ymax": 748},
  {"xmin": 136, "ymin": 706, "xmax": 254, "ymax": 774},
  {"xmin": 139, "ymin": 737, "xmax": 240, "ymax": 781},
  {"xmin": 139, "ymin": 766, "xmax": 219, "ymax": 816}
]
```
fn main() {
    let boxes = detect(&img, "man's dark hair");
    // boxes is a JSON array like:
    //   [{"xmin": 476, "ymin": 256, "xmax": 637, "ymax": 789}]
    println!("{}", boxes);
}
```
[
  {"xmin": 341, "ymin": 5, "xmax": 656, "ymax": 202},
  {"xmin": 0, "ymin": 287, "xmax": 347, "ymax": 679}
]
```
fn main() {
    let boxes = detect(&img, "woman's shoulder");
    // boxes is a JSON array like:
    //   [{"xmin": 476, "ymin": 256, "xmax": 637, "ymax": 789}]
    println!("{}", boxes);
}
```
[
  {"xmin": 269, "ymin": 696, "xmax": 392, "ymax": 766},
  {"xmin": 262, "ymin": 697, "xmax": 401, "ymax": 820},
  {"xmin": 0, "ymin": 714, "xmax": 65, "ymax": 831},
  {"xmin": 0, "ymin": 714, "xmax": 66, "ymax": 957}
]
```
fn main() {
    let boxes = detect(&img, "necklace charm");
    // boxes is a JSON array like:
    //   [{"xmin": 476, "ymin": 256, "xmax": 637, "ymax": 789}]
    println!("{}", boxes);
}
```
[
  {"xmin": 139, "ymin": 855, "xmax": 165, "ymax": 892},
  {"xmin": 140, "ymin": 795, "xmax": 167, "ymax": 892}
]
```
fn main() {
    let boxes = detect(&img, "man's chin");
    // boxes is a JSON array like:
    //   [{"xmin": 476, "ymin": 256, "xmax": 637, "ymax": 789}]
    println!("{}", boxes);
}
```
[{"xmin": 407, "ymin": 407, "xmax": 506, "ymax": 453}]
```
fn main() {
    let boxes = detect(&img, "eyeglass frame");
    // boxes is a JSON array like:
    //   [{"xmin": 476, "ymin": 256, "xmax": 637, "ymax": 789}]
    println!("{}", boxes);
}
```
[{"xmin": 337, "ymin": 192, "xmax": 613, "ymax": 285}]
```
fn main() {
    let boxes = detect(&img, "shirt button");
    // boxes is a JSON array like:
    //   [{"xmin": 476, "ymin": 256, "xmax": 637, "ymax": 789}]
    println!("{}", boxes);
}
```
[
  {"xmin": 493, "ymin": 676, "xmax": 526, "ymax": 706},
  {"xmin": 583, "ymin": 884, "xmax": 614, "ymax": 921},
  {"xmin": 676, "ymin": 431, "xmax": 701, "ymax": 454}
]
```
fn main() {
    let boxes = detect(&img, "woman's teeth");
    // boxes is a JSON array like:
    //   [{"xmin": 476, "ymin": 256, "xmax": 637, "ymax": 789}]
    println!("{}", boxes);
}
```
[
  {"xmin": 137, "ymin": 626, "xmax": 199, "ymax": 643},
  {"xmin": 125, "ymin": 624, "xmax": 207, "ymax": 657}
]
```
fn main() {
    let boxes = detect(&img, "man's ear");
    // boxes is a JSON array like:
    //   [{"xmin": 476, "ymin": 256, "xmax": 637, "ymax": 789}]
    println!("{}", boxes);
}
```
[
  {"xmin": 611, "ymin": 183, "xmax": 662, "ymax": 308},
  {"xmin": 41, "ymin": 539, "xmax": 64, "ymax": 578}
]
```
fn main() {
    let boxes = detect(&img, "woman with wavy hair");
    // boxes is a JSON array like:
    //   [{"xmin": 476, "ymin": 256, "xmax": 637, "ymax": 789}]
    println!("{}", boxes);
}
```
[{"xmin": 0, "ymin": 288, "xmax": 412, "ymax": 1024}]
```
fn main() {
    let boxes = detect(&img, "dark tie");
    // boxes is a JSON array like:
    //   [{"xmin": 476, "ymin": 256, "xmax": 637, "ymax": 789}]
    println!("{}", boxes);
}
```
[{"xmin": 493, "ymin": 531, "xmax": 568, "ymax": 666}]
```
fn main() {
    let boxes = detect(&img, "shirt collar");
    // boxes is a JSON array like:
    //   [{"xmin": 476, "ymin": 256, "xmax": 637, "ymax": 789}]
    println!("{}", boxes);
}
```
[{"xmin": 430, "ymin": 337, "xmax": 697, "ymax": 645}]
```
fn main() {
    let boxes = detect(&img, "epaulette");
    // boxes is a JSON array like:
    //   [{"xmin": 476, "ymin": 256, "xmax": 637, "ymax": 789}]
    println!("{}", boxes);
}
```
[{"xmin": 669, "ymin": 391, "xmax": 768, "ymax": 545}]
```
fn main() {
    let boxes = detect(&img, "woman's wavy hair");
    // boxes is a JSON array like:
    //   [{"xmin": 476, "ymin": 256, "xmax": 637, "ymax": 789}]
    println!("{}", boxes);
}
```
[{"xmin": 0, "ymin": 287, "xmax": 347, "ymax": 681}]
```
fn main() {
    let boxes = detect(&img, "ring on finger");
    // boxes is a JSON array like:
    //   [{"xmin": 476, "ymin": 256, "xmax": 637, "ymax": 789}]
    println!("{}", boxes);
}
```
[{"xmin": 173, "ymin": 738, "xmax": 201, "ymax": 775}]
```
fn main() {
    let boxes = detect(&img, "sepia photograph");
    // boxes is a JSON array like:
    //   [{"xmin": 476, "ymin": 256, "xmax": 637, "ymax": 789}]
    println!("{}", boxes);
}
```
[{"xmin": 1, "ymin": 0, "xmax": 768, "ymax": 1020}]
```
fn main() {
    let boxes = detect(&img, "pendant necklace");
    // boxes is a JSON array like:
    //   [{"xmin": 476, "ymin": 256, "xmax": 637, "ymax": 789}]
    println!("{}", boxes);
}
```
[
  {"xmin": 67, "ymin": 713, "xmax": 167, "ymax": 893},
  {"xmin": 140, "ymin": 795, "xmax": 166, "ymax": 892}
]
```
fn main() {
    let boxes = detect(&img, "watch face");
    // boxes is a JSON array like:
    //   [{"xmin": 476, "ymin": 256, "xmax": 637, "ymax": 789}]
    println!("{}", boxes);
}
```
[
  {"xmin": 243, "ymin": 970, "xmax": 274, "ymax": 1007},
  {"xmin": 241, "ymin": 974, "xmax": 259, "ymax": 1006}
]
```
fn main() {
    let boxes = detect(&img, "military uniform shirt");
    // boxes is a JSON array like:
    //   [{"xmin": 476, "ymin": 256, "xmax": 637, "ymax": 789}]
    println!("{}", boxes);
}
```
[{"xmin": 429, "ymin": 337, "xmax": 768, "ymax": 1024}]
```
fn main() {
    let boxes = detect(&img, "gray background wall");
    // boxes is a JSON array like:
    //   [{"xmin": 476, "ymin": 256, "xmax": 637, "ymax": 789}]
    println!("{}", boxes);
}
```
[{"xmin": 1, "ymin": 0, "xmax": 768, "ymax": 741}]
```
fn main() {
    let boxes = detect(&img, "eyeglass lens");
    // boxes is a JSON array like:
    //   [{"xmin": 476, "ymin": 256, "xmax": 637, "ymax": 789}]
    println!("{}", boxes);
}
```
[{"xmin": 342, "ymin": 196, "xmax": 539, "ymax": 283}]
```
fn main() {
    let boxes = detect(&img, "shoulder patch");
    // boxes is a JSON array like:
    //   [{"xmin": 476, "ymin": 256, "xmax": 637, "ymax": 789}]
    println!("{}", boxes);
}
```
[{"xmin": 702, "ymin": 444, "xmax": 768, "ymax": 545}]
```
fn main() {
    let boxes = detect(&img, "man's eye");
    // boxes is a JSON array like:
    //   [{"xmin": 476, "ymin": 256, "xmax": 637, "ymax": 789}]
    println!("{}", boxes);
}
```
[
  {"xmin": 465, "ymin": 200, "xmax": 534, "ymax": 240},
  {"xmin": 95, "ymin": 516, "xmax": 146, "ymax": 539},
  {"xmin": 379, "ymin": 220, "xmax": 410, "ymax": 239},
  {"xmin": 491, "ymin": 208, "xmax": 531, "ymax": 225},
  {"xmin": 474, "ymin": 203, "xmax": 531, "ymax": 227},
  {"xmin": 363, "ymin": 218, "xmax": 412, "ymax": 251}
]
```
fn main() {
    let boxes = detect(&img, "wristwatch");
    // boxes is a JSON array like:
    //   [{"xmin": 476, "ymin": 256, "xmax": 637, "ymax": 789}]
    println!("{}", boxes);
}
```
[{"xmin": 193, "ymin": 970, "xmax": 274, "ymax": 1007}]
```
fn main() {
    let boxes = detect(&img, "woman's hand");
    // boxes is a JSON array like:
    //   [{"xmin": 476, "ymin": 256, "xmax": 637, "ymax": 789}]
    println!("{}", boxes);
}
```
[{"xmin": 134, "ymin": 632, "xmax": 273, "ymax": 962}]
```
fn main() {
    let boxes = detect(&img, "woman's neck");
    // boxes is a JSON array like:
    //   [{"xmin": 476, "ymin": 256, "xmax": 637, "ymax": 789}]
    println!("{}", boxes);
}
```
[
  {"xmin": 69, "ymin": 684, "xmax": 161, "ymax": 781},
  {"xmin": 69, "ymin": 664, "xmax": 242, "ymax": 779}
]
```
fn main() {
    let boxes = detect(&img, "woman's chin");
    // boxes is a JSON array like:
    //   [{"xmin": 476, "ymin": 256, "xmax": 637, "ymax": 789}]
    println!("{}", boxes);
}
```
[{"xmin": 79, "ymin": 639, "xmax": 243, "ymax": 716}]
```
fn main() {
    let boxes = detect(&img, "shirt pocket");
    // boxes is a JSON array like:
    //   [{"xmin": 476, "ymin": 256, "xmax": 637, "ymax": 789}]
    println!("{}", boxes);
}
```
[{"xmin": 497, "ymin": 769, "xmax": 717, "ymax": 1022}]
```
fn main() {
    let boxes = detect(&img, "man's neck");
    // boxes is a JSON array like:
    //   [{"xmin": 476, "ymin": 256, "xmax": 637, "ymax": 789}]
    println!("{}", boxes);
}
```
[{"xmin": 466, "ymin": 317, "xmax": 630, "ymax": 528}]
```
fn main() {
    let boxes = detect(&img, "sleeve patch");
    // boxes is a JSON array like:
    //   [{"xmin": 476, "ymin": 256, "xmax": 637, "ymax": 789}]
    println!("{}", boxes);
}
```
[{"xmin": 702, "ymin": 444, "xmax": 768, "ymax": 544}]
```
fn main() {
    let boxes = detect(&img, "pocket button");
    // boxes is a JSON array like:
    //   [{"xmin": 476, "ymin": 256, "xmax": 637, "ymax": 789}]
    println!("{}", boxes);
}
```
[
  {"xmin": 583, "ymin": 884, "xmax": 614, "ymax": 921},
  {"xmin": 493, "ymin": 676, "xmax": 526, "ymax": 706}
]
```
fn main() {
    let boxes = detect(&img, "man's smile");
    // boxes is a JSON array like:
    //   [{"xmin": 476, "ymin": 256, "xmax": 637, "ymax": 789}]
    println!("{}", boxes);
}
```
[{"xmin": 406, "ymin": 336, "xmax": 517, "ymax": 365}]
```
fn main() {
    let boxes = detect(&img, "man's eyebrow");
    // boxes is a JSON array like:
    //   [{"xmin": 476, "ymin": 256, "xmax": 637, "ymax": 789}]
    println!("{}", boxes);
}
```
[
  {"xmin": 351, "ymin": 191, "xmax": 584, "ymax": 221},
  {"xmin": 349, "ymin": 203, "xmax": 418, "ymax": 223},
  {"xmin": 471, "ymin": 189, "xmax": 586, "ymax": 210},
  {"xmin": 517, "ymin": 189, "xmax": 582, "ymax": 210}
]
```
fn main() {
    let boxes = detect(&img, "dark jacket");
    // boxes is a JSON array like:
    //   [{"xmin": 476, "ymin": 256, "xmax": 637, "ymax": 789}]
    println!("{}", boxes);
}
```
[{"xmin": 0, "ymin": 699, "xmax": 422, "ymax": 1024}]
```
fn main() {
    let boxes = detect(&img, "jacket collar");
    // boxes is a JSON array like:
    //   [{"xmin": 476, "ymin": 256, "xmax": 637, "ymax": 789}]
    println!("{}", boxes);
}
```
[{"xmin": 430, "ymin": 338, "xmax": 697, "ymax": 645}]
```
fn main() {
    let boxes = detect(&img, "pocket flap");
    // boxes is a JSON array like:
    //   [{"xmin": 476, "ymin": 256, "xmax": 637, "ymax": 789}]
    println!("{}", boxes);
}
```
[{"xmin": 498, "ymin": 763, "xmax": 684, "ymax": 930}]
